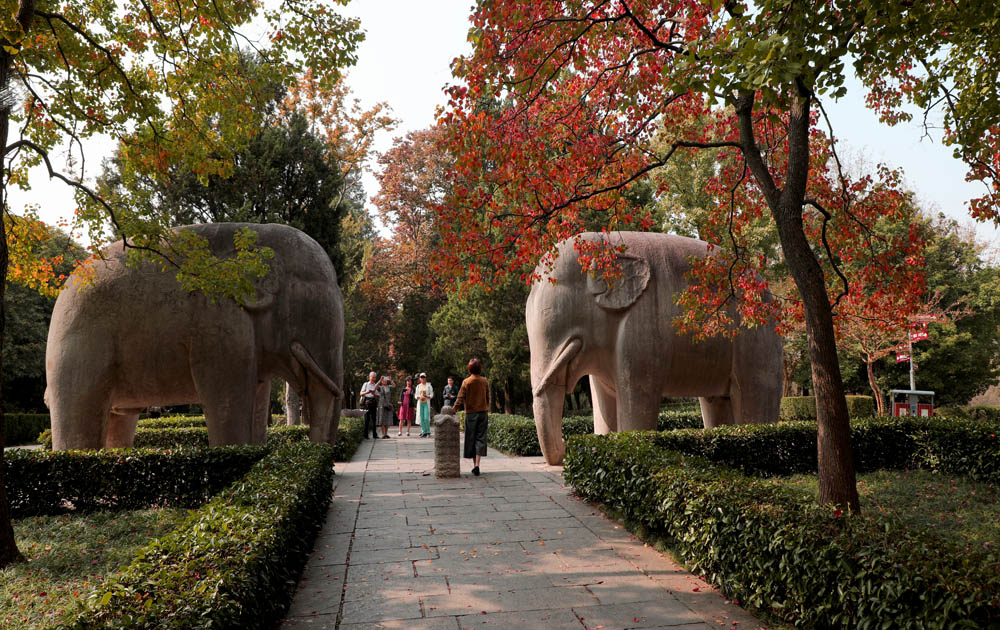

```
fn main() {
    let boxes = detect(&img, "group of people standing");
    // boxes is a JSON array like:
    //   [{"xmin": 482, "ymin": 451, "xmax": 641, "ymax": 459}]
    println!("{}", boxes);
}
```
[
  {"xmin": 360, "ymin": 372, "xmax": 436, "ymax": 438},
  {"xmin": 357, "ymin": 358, "xmax": 490, "ymax": 476}
]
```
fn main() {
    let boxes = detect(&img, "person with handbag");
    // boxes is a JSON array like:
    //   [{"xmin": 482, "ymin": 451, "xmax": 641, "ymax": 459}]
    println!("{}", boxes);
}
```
[
  {"xmin": 359, "ymin": 371, "xmax": 379, "ymax": 439},
  {"xmin": 375, "ymin": 375, "xmax": 394, "ymax": 439}
]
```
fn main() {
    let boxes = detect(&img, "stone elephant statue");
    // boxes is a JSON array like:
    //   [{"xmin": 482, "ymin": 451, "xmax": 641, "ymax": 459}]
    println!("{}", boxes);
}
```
[
  {"xmin": 45, "ymin": 222, "xmax": 344, "ymax": 450},
  {"xmin": 526, "ymin": 231, "xmax": 782, "ymax": 465}
]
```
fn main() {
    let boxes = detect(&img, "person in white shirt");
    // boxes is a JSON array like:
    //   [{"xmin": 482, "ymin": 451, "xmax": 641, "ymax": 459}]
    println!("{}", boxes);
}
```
[
  {"xmin": 359, "ymin": 371, "xmax": 379, "ymax": 439},
  {"xmin": 415, "ymin": 372, "xmax": 434, "ymax": 437}
]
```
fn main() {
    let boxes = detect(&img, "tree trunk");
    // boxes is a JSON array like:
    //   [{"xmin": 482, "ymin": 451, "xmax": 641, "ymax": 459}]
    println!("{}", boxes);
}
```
[
  {"xmin": 0, "ymin": 12, "xmax": 28, "ymax": 564},
  {"xmin": 866, "ymin": 359, "xmax": 884, "ymax": 416},
  {"xmin": 737, "ymin": 89, "xmax": 859, "ymax": 512},
  {"xmin": 782, "ymin": 354, "xmax": 795, "ymax": 397},
  {"xmin": 503, "ymin": 377, "xmax": 513, "ymax": 414}
]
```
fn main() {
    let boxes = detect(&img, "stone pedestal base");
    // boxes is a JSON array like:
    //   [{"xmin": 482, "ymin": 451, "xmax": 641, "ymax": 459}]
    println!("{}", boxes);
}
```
[{"xmin": 433, "ymin": 406, "xmax": 460, "ymax": 478}]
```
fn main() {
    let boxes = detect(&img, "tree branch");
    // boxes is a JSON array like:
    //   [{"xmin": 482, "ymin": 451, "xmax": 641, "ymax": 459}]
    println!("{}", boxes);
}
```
[
  {"xmin": 804, "ymin": 197, "xmax": 850, "ymax": 308},
  {"xmin": 3, "ymin": 139, "xmax": 180, "ymax": 268}
]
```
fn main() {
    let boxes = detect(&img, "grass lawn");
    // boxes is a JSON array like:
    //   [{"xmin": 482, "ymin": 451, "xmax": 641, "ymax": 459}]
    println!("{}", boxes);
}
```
[
  {"xmin": 782, "ymin": 469, "xmax": 1000, "ymax": 551},
  {"xmin": 1, "ymin": 508, "xmax": 189, "ymax": 629}
]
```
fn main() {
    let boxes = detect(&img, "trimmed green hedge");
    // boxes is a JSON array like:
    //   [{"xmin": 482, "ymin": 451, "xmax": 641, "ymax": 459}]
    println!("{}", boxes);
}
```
[
  {"xmin": 5, "ymin": 413, "xmax": 50, "ymax": 446},
  {"xmin": 656, "ymin": 407, "xmax": 704, "ymax": 430},
  {"xmin": 564, "ymin": 433, "xmax": 999, "ymax": 628},
  {"xmin": 475, "ymin": 409, "xmax": 703, "ymax": 457},
  {"xmin": 480, "ymin": 414, "xmax": 594, "ymax": 456},
  {"xmin": 332, "ymin": 416, "xmax": 364, "ymax": 461},
  {"xmin": 65, "ymin": 442, "xmax": 335, "ymax": 630},
  {"xmin": 37, "ymin": 423, "xmax": 312, "ymax": 450},
  {"xmin": 5, "ymin": 445, "xmax": 268, "ymax": 517},
  {"xmin": 779, "ymin": 395, "xmax": 875, "ymax": 421},
  {"xmin": 137, "ymin": 416, "xmax": 207, "ymax": 429},
  {"xmin": 648, "ymin": 416, "xmax": 1000, "ymax": 483}
]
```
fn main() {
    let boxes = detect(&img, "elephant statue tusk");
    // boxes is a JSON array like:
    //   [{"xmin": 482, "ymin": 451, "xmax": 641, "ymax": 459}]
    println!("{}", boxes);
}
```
[{"xmin": 291, "ymin": 341, "xmax": 343, "ymax": 400}]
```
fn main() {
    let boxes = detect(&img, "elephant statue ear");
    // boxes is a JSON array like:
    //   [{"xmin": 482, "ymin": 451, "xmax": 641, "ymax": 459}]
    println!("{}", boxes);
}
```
[
  {"xmin": 244, "ymin": 256, "xmax": 283, "ymax": 311},
  {"xmin": 586, "ymin": 255, "xmax": 651, "ymax": 311}
]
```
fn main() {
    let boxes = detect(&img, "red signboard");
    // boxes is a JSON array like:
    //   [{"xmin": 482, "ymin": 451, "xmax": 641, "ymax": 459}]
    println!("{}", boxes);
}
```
[
  {"xmin": 910, "ymin": 330, "xmax": 929, "ymax": 342},
  {"xmin": 895, "ymin": 352, "xmax": 910, "ymax": 363}
]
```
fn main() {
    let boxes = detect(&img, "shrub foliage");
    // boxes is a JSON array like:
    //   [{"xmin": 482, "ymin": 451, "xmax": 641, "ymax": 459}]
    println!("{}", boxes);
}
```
[
  {"xmin": 649, "ymin": 416, "xmax": 1000, "ymax": 483},
  {"xmin": 35, "ymin": 418, "xmax": 365, "ymax": 463},
  {"xmin": 779, "ymin": 395, "xmax": 875, "ymax": 421},
  {"xmin": 5, "ymin": 446, "xmax": 269, "ymax": 517},
  {"xmin": 332, "ymin": 416, "xmax": 364, "ymax": 461},
  {"xmin": 65, "ymin": 442, "xmax": 335, "ymax": 630},
  {"xmin": 476, "ymin": 409, "xmax": 704, "ymax": 456},
  {"xmin": 564, "ymin": 433, "xmax": 999, "ymax": 628}
]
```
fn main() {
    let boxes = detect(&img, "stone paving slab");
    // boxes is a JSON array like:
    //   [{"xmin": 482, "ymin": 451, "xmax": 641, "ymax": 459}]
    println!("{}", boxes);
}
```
[{"xmin": 280, "ymin": 432, "xmax": 769, "ymax": 630}]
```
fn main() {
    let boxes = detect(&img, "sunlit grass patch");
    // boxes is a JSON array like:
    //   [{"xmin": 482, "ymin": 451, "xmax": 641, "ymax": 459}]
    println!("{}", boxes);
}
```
[
  {"xmin": 782, "ymin": 469, "xmax": 1000, "ymax": 550},
  {"xmin": 1, "ymin": 508, "xmax": 189, "ymax": 629}
]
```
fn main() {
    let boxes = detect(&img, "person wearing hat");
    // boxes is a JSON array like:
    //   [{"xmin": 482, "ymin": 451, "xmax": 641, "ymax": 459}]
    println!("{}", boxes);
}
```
[
  {"xmin": 453, "ymin": 357, "xmax": 490, "ymax": 476},
  {"xmin": 415, "ymin": 372, "xmax": 434, "ymax": 437}
]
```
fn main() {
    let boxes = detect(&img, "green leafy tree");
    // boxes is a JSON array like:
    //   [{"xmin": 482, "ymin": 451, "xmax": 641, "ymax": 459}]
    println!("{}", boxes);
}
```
[
  {"xmin": 100, "ymin": 110, "xmax": 348, "ymax": 275},
  {"xmin": 431, "ymin": 278, "xmax": 531, "ymax": 414},
  {"xmin": 0, "ymin": 0, "xmax": 361, "ymax": 567},
  {"xmin": 882, "ymin": 218, "xmax": 1000, "ymax": 406}
]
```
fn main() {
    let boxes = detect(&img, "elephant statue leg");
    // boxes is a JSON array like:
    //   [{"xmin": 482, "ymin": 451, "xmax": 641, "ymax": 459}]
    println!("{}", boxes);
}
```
[
  {"xmin": 251, "ymin": 380, "xmax": 271, "ymax": 445},
  {"xmin": 731, "ymin": 326, "xmax": 783, "ymax": 424},
  {"xmin": 47, "ymin": 332, "xmax": 116, "ymax": 450},
  {"xmin": 191, "ymin": 342, "xmax": 257, "ymax": 446},
  {"xmin": 105, "ymin": 409, "xmax": 140, "ymax": 448},
  {"xmin": 700, "ymin": 395, "xmax": 735, "ymax": 428},
  {"xmin": 590, "ymin": 376, "xmax": 618, "ymax": 434},
  {"xmin": 326, "ymin": 395, "xmax": 342, "ymax": 447},
  {"xmin": 303, "ymin": 386, "xmax": 335, "ymax": 443},
  {"xmin": 613, "ymin": 351, "xmax": 660, "ymax": 432}
]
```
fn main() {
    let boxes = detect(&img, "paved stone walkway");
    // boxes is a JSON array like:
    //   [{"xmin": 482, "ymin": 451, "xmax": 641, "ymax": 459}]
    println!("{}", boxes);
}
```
[{"xmin": 281, "ymin": 434, "xmax": 769, "ymax": 630}]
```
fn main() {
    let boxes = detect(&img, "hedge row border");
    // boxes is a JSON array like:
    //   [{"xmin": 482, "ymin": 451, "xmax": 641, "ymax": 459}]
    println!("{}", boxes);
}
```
[
  {"xmin": 564, "ymin": 433, "xmax": 999, "ymax": 628},
  {"xmin": 63, "ymin": 442, "xmax": 335, "ymax": 630}
]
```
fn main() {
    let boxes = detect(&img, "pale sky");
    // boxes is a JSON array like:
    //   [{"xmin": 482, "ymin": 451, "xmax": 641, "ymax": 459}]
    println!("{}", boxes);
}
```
[{"xmin": 11, "ymin": 0, "xmax": 1000, "ymax": 254}]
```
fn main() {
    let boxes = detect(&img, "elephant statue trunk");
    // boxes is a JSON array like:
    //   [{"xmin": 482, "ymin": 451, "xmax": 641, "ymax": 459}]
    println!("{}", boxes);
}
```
[{"xmin": 530, "ymin": 337, "xmax": 582, "ymax": 465}]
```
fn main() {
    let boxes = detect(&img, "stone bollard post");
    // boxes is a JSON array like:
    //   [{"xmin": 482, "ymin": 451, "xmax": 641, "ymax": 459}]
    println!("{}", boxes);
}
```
[
  {"xmin": 285, "ymin": 382, "xmax": 301, "ymax": 425},
  {"xmin": 433, "ymin": 406, "xmax": 461, "ymax": 478}
]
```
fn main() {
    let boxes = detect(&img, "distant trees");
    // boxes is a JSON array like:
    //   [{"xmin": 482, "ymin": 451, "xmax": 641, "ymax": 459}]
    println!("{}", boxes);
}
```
[{"xmin": 4, "ymin": 228, "xmax": 84, "ymax": 412}]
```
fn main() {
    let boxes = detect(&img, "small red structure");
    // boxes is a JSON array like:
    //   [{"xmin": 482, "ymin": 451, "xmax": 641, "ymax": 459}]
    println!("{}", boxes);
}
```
[{"xmin": 889, "ymin": 390, "xmax": 934, "ymax": 417}]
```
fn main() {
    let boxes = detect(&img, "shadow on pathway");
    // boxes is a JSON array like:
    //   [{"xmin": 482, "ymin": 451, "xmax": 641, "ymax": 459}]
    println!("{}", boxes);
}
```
[{"xmin": 280, "ymin": 433, "xmax": 769, "ymax": 630}]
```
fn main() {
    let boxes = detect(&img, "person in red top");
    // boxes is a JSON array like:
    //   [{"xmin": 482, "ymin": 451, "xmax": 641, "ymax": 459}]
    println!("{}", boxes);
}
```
[{"xmin": 454, "ymin": 357, "xmax": 490, "ymax": 476}]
